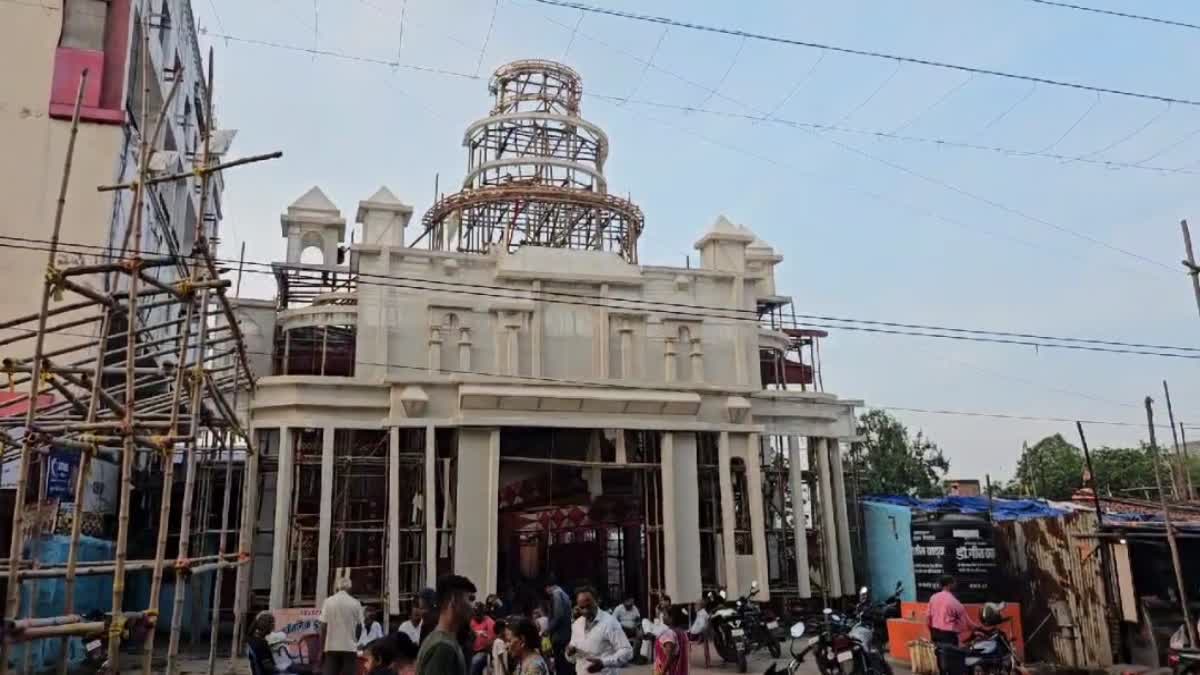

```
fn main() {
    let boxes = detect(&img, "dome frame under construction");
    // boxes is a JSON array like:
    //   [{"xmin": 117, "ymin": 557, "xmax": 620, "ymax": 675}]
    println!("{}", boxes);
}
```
[{"xmin": 418, "ymin": 59, "xmax": 644, "ymax": 263}]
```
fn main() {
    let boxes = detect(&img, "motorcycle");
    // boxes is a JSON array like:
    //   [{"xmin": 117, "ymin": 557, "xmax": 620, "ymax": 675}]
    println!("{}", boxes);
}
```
[
  {"xmin": 935, "ymin": 603, "xmax": 1017, "ymax": 675},
  {"xmin": 1168, "ymin": 622, "xmax": 1200, "ymax": 675},
  {"xmin": 791, "ymin": 585, "xmax": 900, "ymax": 675},
  {"xmin": 764, "ymin": 622, "xmax": 811, "ymax": 675},
  {"xmin": 706, "ymin": 581, "xmax": 781, "ymax": 673}
]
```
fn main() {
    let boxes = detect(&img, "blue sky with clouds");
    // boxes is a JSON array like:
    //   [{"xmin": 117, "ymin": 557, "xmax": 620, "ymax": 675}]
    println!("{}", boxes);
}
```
[{"xmin": 195, "ymin": 0, "xmax": 1200, "ymax": 482}]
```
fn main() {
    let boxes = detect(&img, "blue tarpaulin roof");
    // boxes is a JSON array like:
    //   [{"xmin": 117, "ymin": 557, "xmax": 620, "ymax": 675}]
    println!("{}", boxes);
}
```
[{"xmin": 862, "ymin": 495, "xmax": 1068, "ymax": 521}]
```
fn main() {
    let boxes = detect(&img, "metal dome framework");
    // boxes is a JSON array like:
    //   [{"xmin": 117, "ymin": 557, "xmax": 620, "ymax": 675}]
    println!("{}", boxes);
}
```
[{"xmin": 419, "ymin": 59, "xmax": 644, "ymax": 263}]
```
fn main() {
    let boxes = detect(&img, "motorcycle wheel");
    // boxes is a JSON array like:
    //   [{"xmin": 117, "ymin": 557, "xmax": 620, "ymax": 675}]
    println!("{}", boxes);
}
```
[
  {"xmin": 768, "ymin": 637, "xmax": 782, "ymax": 659},
  {"xmin": 737, "ymin": 651, "xmax": 748, "ymax": 673}
]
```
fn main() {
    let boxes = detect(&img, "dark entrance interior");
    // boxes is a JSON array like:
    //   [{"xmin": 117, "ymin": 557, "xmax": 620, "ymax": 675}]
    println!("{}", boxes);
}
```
[{"xmin": 496, "ymin": 428, "xmax": 663, "ymax": 616}]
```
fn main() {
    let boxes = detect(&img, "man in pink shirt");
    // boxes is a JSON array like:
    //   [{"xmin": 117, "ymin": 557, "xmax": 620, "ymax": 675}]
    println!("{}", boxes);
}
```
[{"xmin": 927, "ymin": 576, "xmax": 975, "ymax": 675}]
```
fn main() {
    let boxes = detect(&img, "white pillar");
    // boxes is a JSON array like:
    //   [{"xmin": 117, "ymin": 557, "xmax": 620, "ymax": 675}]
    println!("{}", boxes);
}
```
[
  {"xmin": 316, "ymin": 427, "xmax": 335, "ymax": 604},
  {"xmin": 269, "ymin": 427, "xmax": 292, "ymax": 609},
  {"xmin": 830, "ymin": 440, "xmax": 856, "ymax": 594},
  {"xmin": 424, "ymin": 424, "xmax": 437, "ymax": 588},
  {"xmin": 717, "ymin": 431, "xmax": 740, "ymax": 597},
  {"xmin": 787, "ymin": 437, "xmax": 812, "ymax": 598},
  {"xmin": 815, "ymin": 438, "xmax": 842, "ymax": 598},
  {"xmin": 660, "ymin": 432, "xmax": 678, "ymax": 599},
  {"xmin": 745, "ymin": 434, "xmax": 771, "ymax": 598},
  {"xmin": 388, "ymin": 428, "xmax": 401, "ymax": 616},
  {"xmin": 673, "ymin": 433, "xmax": 703, "ymax": 603},
  {"xmin": 453, "ymin": 428, "xmax": 500, "ymax": 594}
]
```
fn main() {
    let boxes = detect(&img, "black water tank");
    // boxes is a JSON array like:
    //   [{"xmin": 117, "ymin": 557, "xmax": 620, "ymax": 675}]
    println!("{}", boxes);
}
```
[{"xmin": 911, "ymin": 512, "xmax": 997, "ymax": 603}]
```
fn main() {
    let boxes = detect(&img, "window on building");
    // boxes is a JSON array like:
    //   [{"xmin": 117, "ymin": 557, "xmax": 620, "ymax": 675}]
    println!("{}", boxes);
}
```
[
  {"xmin": 677, "ymin": 326, "xmax": 692, "ymax": 381},
  {"xmin": 60, "ymin": 0, "xmax": 110, "ymax": 50},
  {"xmin": 731, "ymin": 457, "xmax": 753, "ymax": 555}
]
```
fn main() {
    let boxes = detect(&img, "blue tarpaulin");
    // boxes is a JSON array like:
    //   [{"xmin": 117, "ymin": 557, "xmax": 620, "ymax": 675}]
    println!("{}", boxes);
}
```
[
  {"xmin": 862, "ymin": 495, "xmax": 1067, "ymax": 521},
  {"xmin": 6, "ymin": 535, "xmax": 115, "ymax": 673}
]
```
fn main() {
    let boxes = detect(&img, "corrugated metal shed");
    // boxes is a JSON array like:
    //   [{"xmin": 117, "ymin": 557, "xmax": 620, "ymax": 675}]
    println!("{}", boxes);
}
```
[{"xmin": 995, "ymin": 511, "xmax": 1114, "ymax": 668}]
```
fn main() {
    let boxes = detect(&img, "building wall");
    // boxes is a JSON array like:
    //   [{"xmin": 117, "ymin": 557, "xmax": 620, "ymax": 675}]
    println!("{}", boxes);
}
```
[
  {"xmin": 0, "ymin": 0, "xmax": 227, "ymax": 357},
  {"xmin": 253, "ymin": 192, "xmax": 864, "ymax": 608},
  {"xmin": 0, "ymin": 1, "xmax": 122, "ymax": 354}
]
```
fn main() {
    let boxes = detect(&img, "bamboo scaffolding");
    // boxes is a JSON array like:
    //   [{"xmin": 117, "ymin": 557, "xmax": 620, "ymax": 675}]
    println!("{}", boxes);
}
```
[{"xmin": 0, "ymin": 28, "xmax": 277, "ymax": 675}]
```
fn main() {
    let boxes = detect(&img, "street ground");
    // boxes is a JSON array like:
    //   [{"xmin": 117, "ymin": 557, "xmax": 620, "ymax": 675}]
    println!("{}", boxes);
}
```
[{"xmin": 164, "ymin": 638, "xmax": 915, "ymax": 675}]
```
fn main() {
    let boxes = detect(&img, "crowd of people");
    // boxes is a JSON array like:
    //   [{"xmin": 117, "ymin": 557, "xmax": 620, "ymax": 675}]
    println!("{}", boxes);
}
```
[{"xmin": 246, "ymin": 575, "xmax": 693, "ymax": 675}]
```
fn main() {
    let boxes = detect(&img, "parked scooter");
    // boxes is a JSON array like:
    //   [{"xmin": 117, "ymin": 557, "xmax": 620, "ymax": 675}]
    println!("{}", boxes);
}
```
[
  {"xmin": 779, "ymin": 585, "xmax": 901, "ymax": 675},
  {"xmin": 706, "ymin": 581, "xmax": 781, "ymax": 672}
]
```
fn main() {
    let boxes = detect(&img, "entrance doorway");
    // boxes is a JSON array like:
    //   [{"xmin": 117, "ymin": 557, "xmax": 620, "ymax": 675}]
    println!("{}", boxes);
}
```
[{"xmin": 496, "ymin": 428, "xmax": 663, "ymax": 615}]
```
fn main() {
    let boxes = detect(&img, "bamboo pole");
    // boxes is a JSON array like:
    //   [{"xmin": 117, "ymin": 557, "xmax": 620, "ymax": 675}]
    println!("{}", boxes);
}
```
[
  {"xmin": 139, "ymin": 206, "xmax": 202, "ymax": 675},
  {"xmin": 1144, "ymin": 397, "xmax": 1197, "ymax": 647},
  {"xmin": 1163, "ymin": 381, "xmax": 1189, "ymax": 500},
  {"xmin": 209, "ymin": 243, "xmax": 246, "ymax": 674},
  {"xmin": 55, "ymin": 304, "xmax": 111, "ymax": 675},
  {"xmin": 167, "ymin": 46, "xmax": 218, "ymax": 675},
  {"xmin": 105, "ymin": 22, "xmax": 159, "ymax": 671},
  {"xmin": 0, "ymin": 67, "xmax": 90, "ymax": 675}
]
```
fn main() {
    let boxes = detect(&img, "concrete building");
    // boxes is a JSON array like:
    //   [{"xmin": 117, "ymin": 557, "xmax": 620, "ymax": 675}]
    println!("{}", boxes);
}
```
[
  {"xmin": 239, "ymin": 60, "xmax": 861, "ymax": 616},
  {"xmin": 0, "ymin": 0, "xmax": 231, "ymax": 353}
]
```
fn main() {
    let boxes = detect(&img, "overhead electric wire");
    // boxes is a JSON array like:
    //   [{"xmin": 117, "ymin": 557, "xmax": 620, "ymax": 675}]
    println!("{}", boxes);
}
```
[
  {"xmin": 1015, "ymin": 0, "xmax": 1200, "ymax": 32},
  {"xmin": 188, "ymin": 22, "xmax": 1200, "ymax": 175},
  {"xmin": 590, "ymin": 95, "xmax": 1198, "ymax": 175},
  {"xmin": 2, "ymin": 233, "xmax": 1198, "ymax": 360},
  {"xmin": 0, "ymin": 319, "xmax": 1183, "ymax": 431},
  {"xmin": 1037, "ymin": 92, "xmax": 1101, "ymax": 152},
  {"xmin": 530, "ymin": 0, "xmax": 1200, "ymax": 108},
  {"xmin": 515, "ymin": 4, "xmax": 1178, "ymax": 274}
]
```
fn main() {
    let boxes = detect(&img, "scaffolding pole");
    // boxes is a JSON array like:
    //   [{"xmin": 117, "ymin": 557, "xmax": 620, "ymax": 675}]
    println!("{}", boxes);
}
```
[{"xmin": 0, "ymin": 32, "xmax": 278, "ymax": 675}]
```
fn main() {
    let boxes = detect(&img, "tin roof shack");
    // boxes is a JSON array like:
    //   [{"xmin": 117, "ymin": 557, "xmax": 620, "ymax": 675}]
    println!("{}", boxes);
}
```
[
  {"xmin": 864, "ymin": 496, "xmax": 1116, "ymax": 669},
  {"xmin": 1085, "ymin": 496, "xmax": 1200, "ymax": 668},
  {"xmin": 994, "ymin": 510, "xmax": 1114, "ymax": 669}
]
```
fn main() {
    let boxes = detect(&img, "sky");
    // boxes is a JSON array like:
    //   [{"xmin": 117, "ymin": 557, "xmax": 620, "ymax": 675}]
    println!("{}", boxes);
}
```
[{"xmin": 191, "ymin": 0, "xmax": 1200, "ymax": 483}]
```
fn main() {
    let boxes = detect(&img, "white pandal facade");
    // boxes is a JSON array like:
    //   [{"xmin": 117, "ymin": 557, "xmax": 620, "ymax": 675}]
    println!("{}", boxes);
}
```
[{"xmin": 238, "ymin": 61, "xmax": 861, "ymax": 617}]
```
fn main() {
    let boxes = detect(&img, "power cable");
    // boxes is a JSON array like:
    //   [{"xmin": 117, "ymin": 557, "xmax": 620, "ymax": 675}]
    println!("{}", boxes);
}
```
[
  {"xmin": 1037, "ymin": 92, "xmax": 1101, "ymax": 153},
  {"xmin": 833, "ymin": 59, "xmax": 902, "ymax": 125},
  {"xmin": 886, "ymin": 73, "xmax": 974, "ymax": 136},
  {"xmin": 975, "ymin": 82, "xmax": 1037, "ymax": 133},
  {"xmin": 1014, "ymin": 0, "xmax": 1200, "ymax": 32},
  {"xmin": 590, "ymin": 95, "xmax": 1198, "ymax": 175},
  {"xmin": 197, "ymin": 22, "xmax": 1188, "ymax": 273},
  {"xmin": 530, "ymin": 0, "xmax": 1200, "ymax": 107},
  {"xmin": 516, "ymin": 5, "xmax": 1177, "ymax": 274},
  {"xmin": 617, "ymin": 27, "xmax": 669, "ymax": 105},
  {"xmin": 0, "ymin": 319, "xmax": 1183, "ymax": 431},
  {"xmin": 2, "ymin": 233, "xmax": 1198, "ymax": 359},
  {"xmin": 476, "ymin": 0, "xmax": 501, "ymax": 76},
  {"xmin": 692, "ymin": 36, "xmax": 747, "ymax": 112}
]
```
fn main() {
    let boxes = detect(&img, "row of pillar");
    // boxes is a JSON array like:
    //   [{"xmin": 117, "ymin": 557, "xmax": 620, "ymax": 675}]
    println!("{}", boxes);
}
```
[
  {"xmin": 264, "ymin": 427, "xmax": 856, "ymax": 611},
  {"xmin": 267, "ymin": 425, "xmax": 441, "ymax": 613},
  {"xmin": 808, "ymin": 437, "xmax": 855, "ymax": 599}
]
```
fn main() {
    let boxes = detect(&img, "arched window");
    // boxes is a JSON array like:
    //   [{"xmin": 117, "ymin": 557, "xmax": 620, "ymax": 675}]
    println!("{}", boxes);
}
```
[
  {"xmin": 299, "ymin": 231, "xmax": 325, "ymax": 264},
  {"xmin": 677, "ymin": 326, "xmax": 692, "ymax": 381},
  {"xmin": 441, "ymin": 313, "xmax": 460, "ymax": 371}
]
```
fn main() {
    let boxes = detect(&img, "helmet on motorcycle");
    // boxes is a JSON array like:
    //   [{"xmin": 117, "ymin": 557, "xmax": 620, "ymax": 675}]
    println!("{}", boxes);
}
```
[{"xmin": 981, "ymin": 602, "xmax": 1006, "ymax": 627}]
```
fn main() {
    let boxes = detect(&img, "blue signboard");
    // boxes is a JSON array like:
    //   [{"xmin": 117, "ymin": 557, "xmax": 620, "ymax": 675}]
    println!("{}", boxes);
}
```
[{"xmin": 46, "ymin": 451, "xmax": 78, "ymax": 501}]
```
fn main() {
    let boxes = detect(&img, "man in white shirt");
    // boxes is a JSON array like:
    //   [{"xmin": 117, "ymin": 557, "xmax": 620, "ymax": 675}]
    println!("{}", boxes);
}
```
[
  {"xmin": 398, "ymin": 589, "xmax": 433, "ymax": 644},
  {"xmin": 610, "ymin": 597, "xmax": 643, "ymax": 665},
  {"xmin": 320, "ymin": 576, "xmax": 365, "ymax": 675},
  {"xmin": 566, "ymin": 588, "xmax": 633, "ymax": 675}
]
